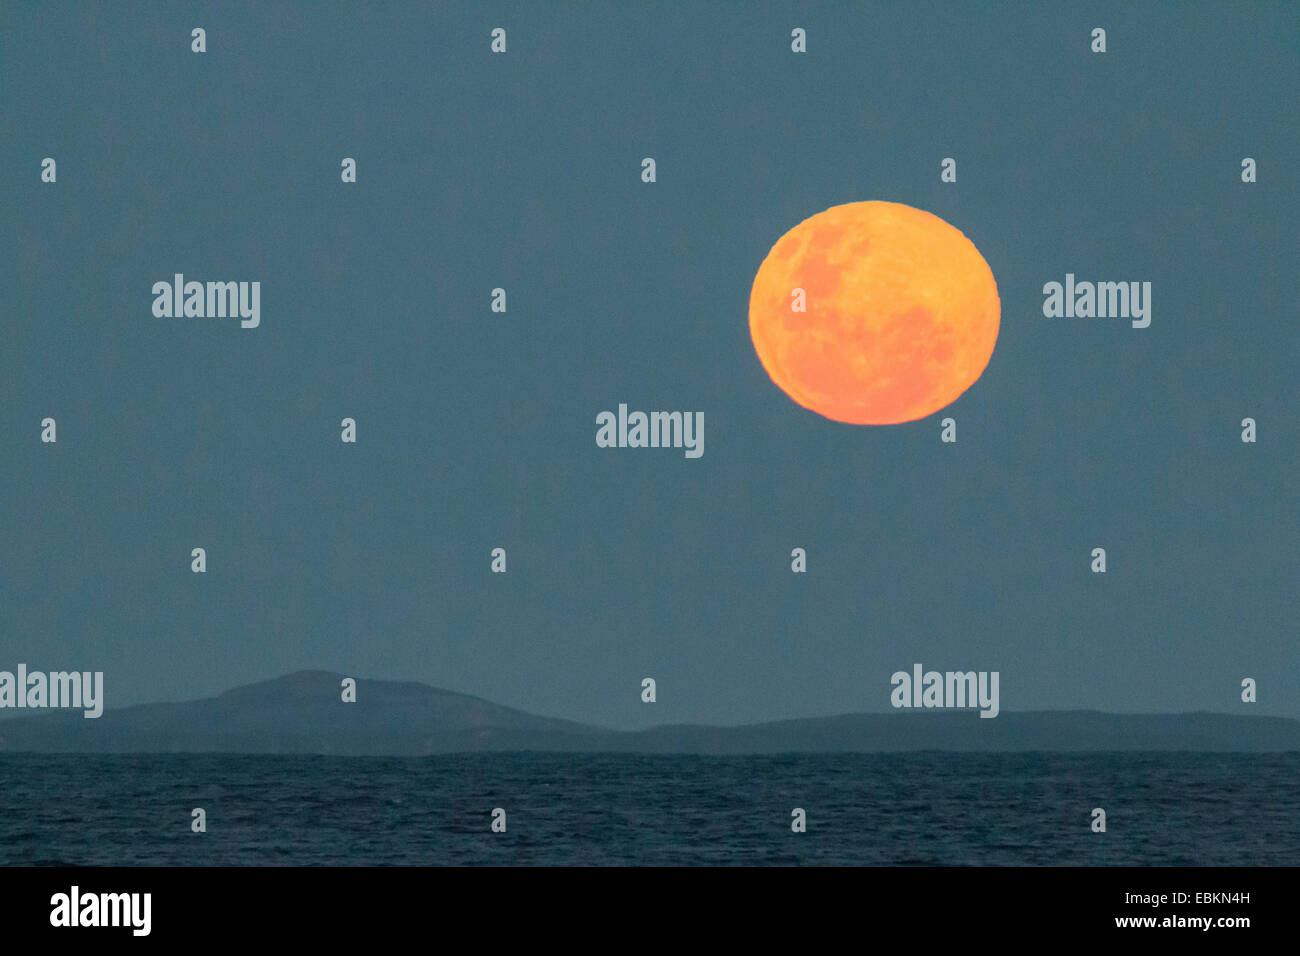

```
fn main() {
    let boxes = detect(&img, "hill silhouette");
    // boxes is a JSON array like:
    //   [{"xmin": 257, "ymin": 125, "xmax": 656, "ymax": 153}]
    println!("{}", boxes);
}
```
[{"xmin": 1, "ymin": 670, "xmax": 1297, "ymax": 754}]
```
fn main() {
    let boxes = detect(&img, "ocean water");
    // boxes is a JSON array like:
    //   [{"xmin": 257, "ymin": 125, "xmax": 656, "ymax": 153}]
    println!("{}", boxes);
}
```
[{"xmin": 1, "ymin": 752, "xmax": 1295, "ymax": 866}]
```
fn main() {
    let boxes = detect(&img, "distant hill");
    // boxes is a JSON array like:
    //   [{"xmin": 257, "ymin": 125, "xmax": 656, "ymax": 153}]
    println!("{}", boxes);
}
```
[{"xmin": 1, "ymin": 670, "xmax": 1297, "ymax": 754}]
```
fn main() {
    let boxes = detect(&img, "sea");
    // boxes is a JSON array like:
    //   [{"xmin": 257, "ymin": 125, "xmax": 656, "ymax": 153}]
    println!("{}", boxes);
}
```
[{"xmin": 1, "ymin": 752, "xmax": 1295, "ymax": 866}]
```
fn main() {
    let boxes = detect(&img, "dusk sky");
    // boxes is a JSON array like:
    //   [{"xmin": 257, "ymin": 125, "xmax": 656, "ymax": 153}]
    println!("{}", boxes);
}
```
[{"xmin": 3, "ymin": 1, "xmax": 1296, "ymax": 728}]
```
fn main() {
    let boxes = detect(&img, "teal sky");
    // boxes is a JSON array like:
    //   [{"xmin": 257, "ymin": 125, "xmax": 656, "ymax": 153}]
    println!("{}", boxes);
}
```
[{"xmin": 2, "ymin": 1, "xmax": 1297, "ymax": 728}]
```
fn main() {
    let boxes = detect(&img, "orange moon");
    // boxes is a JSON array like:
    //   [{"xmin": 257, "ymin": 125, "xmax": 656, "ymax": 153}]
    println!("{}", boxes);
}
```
[{"xmin": 748, "ymin": 201, "xmax": 1000, "ymax": 425}]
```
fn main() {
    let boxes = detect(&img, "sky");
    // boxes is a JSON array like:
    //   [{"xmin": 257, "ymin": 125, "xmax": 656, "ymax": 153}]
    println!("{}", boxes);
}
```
[{"xmin": 2, "ymin": 1, "xmax": 1297, "ymax": 729}]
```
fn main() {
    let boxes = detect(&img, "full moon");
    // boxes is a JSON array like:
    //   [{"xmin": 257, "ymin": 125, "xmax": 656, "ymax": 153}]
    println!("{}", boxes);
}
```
[{"xmin": 748, "ymin": 201, "xmax": 1000, "ymax": 425}]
